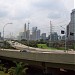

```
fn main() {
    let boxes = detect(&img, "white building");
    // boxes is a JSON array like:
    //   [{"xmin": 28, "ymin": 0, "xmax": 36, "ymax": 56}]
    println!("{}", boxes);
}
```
[
  {"xmin": 67, "ymin": 9, "xmax": 75, "ymax": 41},
  {"xmin": 31, "ymin": 27, "xmax": 41, "ymax": 41},
  {"xmin": 18, "ymin": 23, "xmax": 30, "ymax": 40},
  {"xmin": 32, "ymin": 27, "xmax": 37, "ymax": 40},
  {"xmin": 18, "ymin": 32, "xmax": 24, "ymax": 40}
]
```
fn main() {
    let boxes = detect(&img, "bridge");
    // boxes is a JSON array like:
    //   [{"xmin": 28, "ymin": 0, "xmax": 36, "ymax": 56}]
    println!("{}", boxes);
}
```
[
  {"xmin": 0, "ymin": 41, "xmax": 75, "ymax": 74},
  {"xmin": 0, "ymin": 49, "xmax": 75, "ymax": 71}
]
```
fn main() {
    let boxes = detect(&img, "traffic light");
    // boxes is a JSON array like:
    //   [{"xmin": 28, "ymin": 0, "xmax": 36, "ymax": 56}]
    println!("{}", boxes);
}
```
[
  {"xmin": 70, "ymin": 32, "xmax": 74, "ymax": 36},
  {"xmin": 61, "ymin": 30, "xmax": 65, "ymax": 34}
]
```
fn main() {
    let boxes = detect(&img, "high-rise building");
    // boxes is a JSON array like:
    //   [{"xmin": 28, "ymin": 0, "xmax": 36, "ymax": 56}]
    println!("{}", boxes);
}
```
[
  {"xmin": 18, "ymin": 26, "xmax": 40, "ymax": 41},
  {"xmin": 0, "ymin": 32, "xmax": 1, "ymax": 38},
  {"xmin": 48, "ymin": 32, "xmax": 58, "ymax": 42},
  {"xmin": 31, "ymin": 27, "xmax": 41, "ymax": 41},
  {"xmin": 41, "ymin": 33, "xmax": 46, "ymax": 40},
  {"xmin": 24, "ymin": 23, "xmax": 26, "ymax": 32},
  {"xmin": 30, "ymin": 34, "xmax": 33, "ymax": 40},
  {"xmin": 32, "ymin": 27, "xmax": 37, "ymax": 40},
  {"xmin": 26, "ymin": 30, "xmax": 30, "ymax": 40},
  {"xmin": 36, "ymin": 30, "xmax": 40, "ymax": 40},
  {"xmin": 17, "ymin": 32, "xmax": 25, "ymax": 40},
  {"xmin": 17, "ymin": 23, "xmax": 30, "ymax": 40},
  {"xmin": 67, "ymin": 9, "xmax": 75, "ymax": 41}
]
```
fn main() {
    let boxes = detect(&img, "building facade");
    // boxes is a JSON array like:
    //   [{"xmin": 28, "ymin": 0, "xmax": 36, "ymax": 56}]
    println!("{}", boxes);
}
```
[
  {"xmin": 48, "ymin": 32, "xmax": 58, "ymax": 42},
  {"xmin": 67, "ymin": 9, "xmax": 75, "ymax": 41},
  {"xmin": 31, "ymin": 27, "xmax": 40, "ymax": 41},
  {"xmin": 0, "ymin": 32, "xmax": 1, "ymax": 38},
  {"xmin": 36, "ymin": 30, "xmax": 40, "ymax": 40},
  {"xmin": 41, "ymin": 33, "xmax": 46, "ymax": 40}
]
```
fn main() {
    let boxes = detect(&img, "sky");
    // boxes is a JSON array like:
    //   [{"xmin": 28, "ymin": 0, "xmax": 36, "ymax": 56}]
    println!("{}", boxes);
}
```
[{"xmin": 0, "ymin": 0, "xmax": 74, "ymax": 38}]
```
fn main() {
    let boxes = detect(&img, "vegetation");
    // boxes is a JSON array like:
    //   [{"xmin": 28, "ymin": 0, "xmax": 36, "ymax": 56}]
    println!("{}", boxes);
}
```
[
  {"xmin": 37, "ymin": 44, "xmax": 56, "ymax": 49},
  {"xmin": 18, "ymin": 40, "xmax": 37, "ymax": 48},
  {"xmin": 17, "ymin": 39, "xmax": 75, "ymax": 50},
  {"xmin": 14, "ymin": 62, "xmax": 28, "ymax": 75},
  {"xmin": 37, "ymin": 44, "xmax": 48, "ymax": 49},
  {"xmin": 0, "ymin": 71, "xmax": 8, "ymax": 75},
  {"xmin": 0, "ymin": 61, "xmax": 28, "ymax": 75},
  {"xmin": 0, "ymin": 41, "xmax": 16, "ymax": 49}
]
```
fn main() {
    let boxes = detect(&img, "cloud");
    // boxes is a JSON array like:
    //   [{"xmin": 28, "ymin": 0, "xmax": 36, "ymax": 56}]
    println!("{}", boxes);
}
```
[
  {"xmin": 0, "ymin": 0, "xmax": 74, "ymax": 37},
  {"xmin": 0, "ymin": 9, "xmax": 8, "ymax": 17},
  {"xmin": 32, "ymin": 0, "xmax": 63, "ymax": 10}
]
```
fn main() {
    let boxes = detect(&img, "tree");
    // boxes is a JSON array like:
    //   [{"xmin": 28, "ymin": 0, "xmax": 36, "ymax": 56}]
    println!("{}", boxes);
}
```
[{"xmin": 8, "ymin": 62, "xmax": 28, "ymax": 75}]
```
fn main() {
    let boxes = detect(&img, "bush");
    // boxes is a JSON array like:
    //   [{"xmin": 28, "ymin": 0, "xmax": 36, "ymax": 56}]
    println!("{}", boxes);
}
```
[
  {"xmin": 8, "ymin": 67, "xmax": 15, "ymax": 75},
  {"xmin": 3, "ymin": 67, "xmax": 8, "ymax": 73},
  {"xmin": 0, "ymin": 64, "xmax": 4, "ymax": 71}
]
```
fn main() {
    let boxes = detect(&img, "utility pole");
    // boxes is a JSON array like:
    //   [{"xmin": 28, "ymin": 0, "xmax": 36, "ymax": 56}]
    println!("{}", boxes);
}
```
[
  {"xmin": 65, "ymin": 27, "xmax": 67, "ymax": 52},
  {"xmin": 49, "ymin": 21, "xmax": 52, "ymax": 47},
  {"xmin": 60, "ymin": 26, "xmax": 67, "ymax": 52}
]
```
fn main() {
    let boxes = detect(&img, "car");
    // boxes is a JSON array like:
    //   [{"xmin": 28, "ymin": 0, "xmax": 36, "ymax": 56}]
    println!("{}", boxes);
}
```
[{"xmin": 20, "ymin": 50, "xmax": 27, "ymax": 52}]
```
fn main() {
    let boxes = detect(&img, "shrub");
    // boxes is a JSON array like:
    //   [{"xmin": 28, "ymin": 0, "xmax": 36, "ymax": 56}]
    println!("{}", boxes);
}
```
[{"xmin": 3, "ymin": 67, "xmax": 8, "ymax": 73}]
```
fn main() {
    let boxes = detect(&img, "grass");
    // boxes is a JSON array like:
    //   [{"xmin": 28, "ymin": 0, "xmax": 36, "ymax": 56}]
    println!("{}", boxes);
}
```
[
  {"xmin": 0, "ymin": 71, "xmax": 9, "ymax": 75},
  {"xmin": 37, "ymin": 44, "xmax": 57, "ymax": 50}
]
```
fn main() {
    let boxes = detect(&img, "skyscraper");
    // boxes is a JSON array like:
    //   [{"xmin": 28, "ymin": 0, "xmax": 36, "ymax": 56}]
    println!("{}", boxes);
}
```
[
  {"xmin": 41, "ymin": 33, "xmax": 46, "ymax": 40},
  {"xmin": 26, "ymin": 30, "xmax": 30, "ymax": 40},
  {"xmin": 32, "ymin": 27, "xmax": 40, "ymax": 41},
  {"xmin": 36, "ymin": 30, "xmax": 40, "ymax": 40},
  {"xmin": 0, "ymin": 32, "xmax": 1, "ymax": 38},
  {"xmin": 32, "ymin": 27, "xmax": 37, "ymax": 40},
  {"xmin": 67, "ymin": 9, "xmax": 75, "ymax": 41},
  {"xmin": 24, "ymin": 23, "xmax": 26, "ymax": 32}
]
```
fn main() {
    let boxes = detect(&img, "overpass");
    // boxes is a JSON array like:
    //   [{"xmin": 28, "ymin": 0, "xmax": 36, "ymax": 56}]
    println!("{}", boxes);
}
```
[{"xmin": 0, "ymin": 49, "xmax": 75, "ymax": 72}]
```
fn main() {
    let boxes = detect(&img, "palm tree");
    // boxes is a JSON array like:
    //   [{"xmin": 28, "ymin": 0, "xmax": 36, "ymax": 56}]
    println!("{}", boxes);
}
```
[
  {"xmin": 14, "ymin": 62, "xmax": 28, "ymax": 75},
  {"xmin": 8, "ymin": 62, "xmax": 28, "ymax": 75},
  {"xmin": 8, "ymin": 67, "xmax": 15, "ymax": 75}
]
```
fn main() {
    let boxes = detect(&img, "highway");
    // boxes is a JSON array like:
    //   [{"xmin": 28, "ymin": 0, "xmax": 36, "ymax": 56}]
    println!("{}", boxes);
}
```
[
  {"xmin": 0, "ymin": 49, "xmax": 75, "ymax": 71},
  {"xmin": 0, "ymin": 41, "xmax": 75, "ymax": 71},
  {"xmin": 7, "ymin": 41, "xmax": 75, "ymax": 54}
]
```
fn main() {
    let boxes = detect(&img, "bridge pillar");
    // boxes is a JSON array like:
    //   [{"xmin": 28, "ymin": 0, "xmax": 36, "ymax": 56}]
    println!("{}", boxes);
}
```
[
  {"xmin": 42, "ymin": 62, "xmax": 60, "ymax": 75},
  {"xmin": 43, "ymin": 67, "xmax": 61, "ymax": 75},
  {"xmin": 47, "ymin": 67, "xmax": 61, "ymax": 75},
  {"xmin": 42, "ymin": 62, "xmax": 53, "ymax": 75}
]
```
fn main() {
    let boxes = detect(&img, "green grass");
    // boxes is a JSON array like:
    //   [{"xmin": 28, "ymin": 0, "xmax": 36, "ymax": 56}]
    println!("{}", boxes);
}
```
[
  {"xmin": 37, "ymin": 44, "xmax": 57, "ymax": 50},
  {"xmin": 37, "ymin": 44, "xmax": 48, "ymax": 49},
  {"xmin": 0, "ymin": 71, "xmax": 9, "ymax": 75}
]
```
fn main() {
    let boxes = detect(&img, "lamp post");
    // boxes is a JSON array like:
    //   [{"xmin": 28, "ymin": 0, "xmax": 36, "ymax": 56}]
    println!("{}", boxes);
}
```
[
  {"xmin": 3, "ymin": 23, "xmax": 13, "ymax": 50},
  {"xmin": 60, "ymin": 26, "xmax": 67, "ymax": 52}
]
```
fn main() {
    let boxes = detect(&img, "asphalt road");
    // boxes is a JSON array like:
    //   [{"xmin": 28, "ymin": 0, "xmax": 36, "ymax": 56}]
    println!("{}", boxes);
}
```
[{"xmin": 6, "ymin": 41, "xmax": 75, "ymax": 54}]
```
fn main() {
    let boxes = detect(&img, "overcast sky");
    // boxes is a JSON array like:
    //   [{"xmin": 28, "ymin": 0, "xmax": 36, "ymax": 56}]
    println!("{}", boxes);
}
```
[{"xmin": 0, "ymin": 0, "xmax": 74, "ymax": 38}]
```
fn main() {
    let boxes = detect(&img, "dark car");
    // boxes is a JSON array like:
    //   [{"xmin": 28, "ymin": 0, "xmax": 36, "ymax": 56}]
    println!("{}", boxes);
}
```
[
  {"xmin": 20, "ymin": 49, "xmax": 30, "ymax": 52},
  {"xmin": 20, "ymin": 50, "xmax": 27, "ymax": 52}
]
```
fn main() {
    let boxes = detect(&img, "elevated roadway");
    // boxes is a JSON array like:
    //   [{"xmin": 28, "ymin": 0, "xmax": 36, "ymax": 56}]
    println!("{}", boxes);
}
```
[
  {"xmin": 0, "ymin": 41, "xmax": 75, "ymax": 71},
  {"xmin": 0, "ymin": 49, "xmax": 75, "ymax": 71}
]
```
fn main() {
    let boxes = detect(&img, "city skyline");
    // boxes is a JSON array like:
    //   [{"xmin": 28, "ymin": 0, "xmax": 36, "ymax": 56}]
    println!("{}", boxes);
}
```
[{"xmin": 0, "ymin": 0, "xmax": 74, "ymax": 38}]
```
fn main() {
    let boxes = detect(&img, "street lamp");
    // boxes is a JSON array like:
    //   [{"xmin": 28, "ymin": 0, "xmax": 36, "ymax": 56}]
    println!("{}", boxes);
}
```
[
  {"xmin": 60, "ymin": 26, "xmax": 67, "ymax": 52},
  {"xmin": 3, "ymin": 23, "xmax": 13, "ymax": 50}
]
